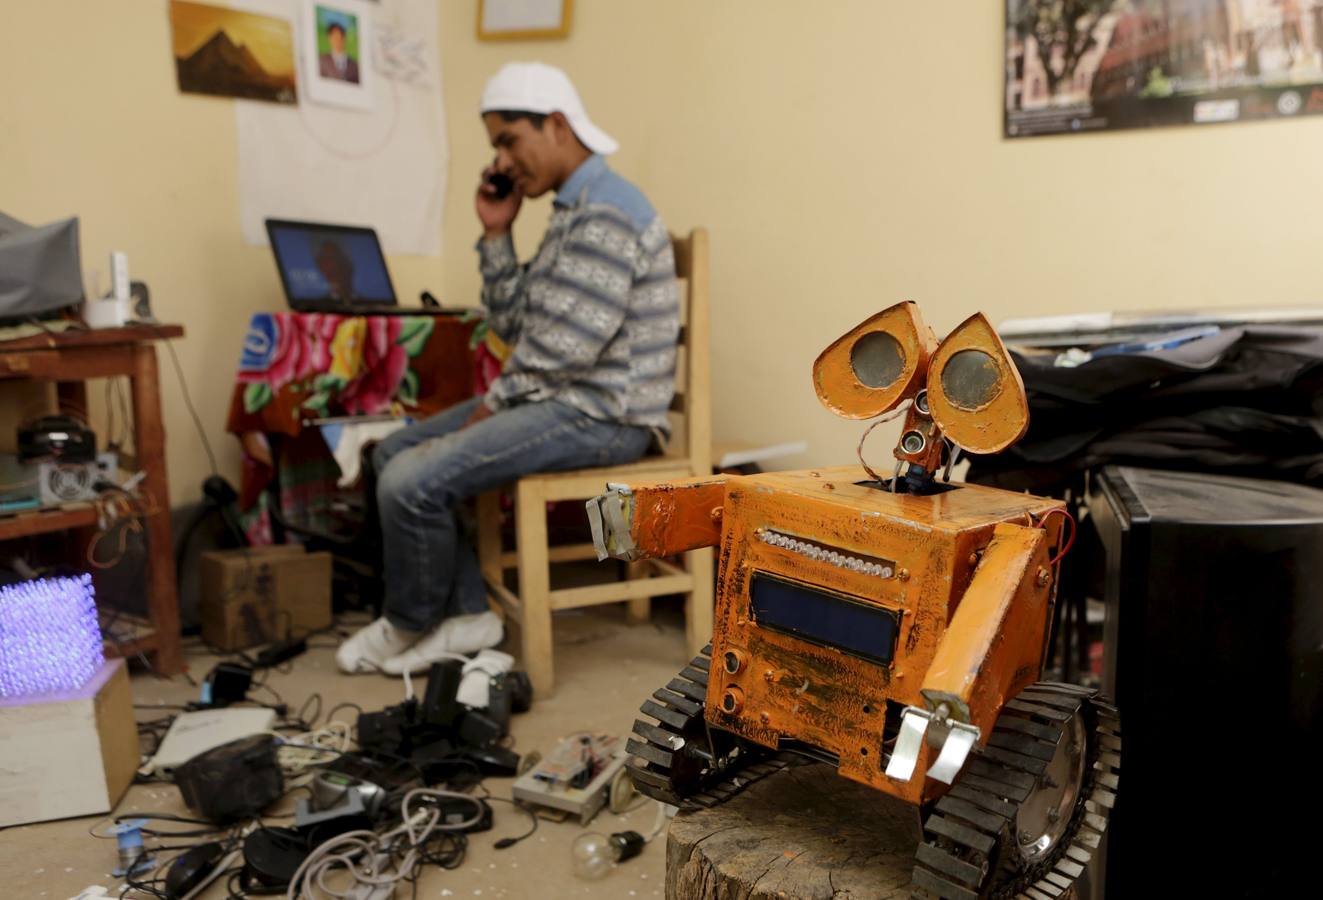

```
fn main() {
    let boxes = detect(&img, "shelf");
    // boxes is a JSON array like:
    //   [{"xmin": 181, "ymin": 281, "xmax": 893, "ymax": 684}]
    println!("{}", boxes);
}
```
[{"xmin": 0, "ymin": 503, "xmax": 96, "ymax": 541}]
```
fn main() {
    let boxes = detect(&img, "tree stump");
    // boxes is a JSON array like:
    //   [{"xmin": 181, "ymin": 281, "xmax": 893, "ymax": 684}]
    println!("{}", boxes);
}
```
[{"xmin": 665, "ymin": 763, "xmax": 923, "ymax": 899}]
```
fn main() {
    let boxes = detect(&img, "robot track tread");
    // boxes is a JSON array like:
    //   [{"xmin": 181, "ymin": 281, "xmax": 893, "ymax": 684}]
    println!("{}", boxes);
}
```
[
  {"xmin": 911, "ymin": 682, "xmax": 1121, "ymax": 900},
  {"xmin": 625, "ymin": 644, "xmax": 802, "ymax": 811}
]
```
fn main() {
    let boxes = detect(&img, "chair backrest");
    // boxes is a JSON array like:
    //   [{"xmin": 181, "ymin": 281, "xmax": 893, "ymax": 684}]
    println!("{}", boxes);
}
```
[{"xmin": 668, "ymin": 229, "xmax": 711, "ymax": 475}]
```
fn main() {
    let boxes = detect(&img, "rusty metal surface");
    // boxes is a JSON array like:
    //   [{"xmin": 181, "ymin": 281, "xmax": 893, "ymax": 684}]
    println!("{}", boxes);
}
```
[
  {"xmin": 925, "ymin": 312, "xmax": 1030, "ymax": 454},
  {"xmin": 920, "ymin": 522, "xmax": 1053, "ymax": 740},
  {"xmin": 700, "ymin": 468, "xmax": 1063, "ymax": 805},
  {"xmin": 615, "ymin": 476, "xmax": 728, "ymax": 558},
  {"xmin": 813, "ymin": 302, "xmax": 937, "ymax": 420}
]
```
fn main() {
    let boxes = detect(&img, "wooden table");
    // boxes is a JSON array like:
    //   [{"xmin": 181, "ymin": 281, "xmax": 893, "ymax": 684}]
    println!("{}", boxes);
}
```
[{"xmin": 0, "ymin": 324, "xmax": 185, "ymax": 674}]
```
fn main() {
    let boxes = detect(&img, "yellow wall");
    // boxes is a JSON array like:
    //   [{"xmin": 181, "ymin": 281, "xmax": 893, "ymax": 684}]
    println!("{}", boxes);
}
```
[{"xmin": 4, "ymin": 1, "xmax": 1323, "ymax": 505}]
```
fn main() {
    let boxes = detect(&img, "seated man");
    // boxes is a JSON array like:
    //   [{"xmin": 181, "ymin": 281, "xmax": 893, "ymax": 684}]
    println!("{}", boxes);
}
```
[{"xmin": 337, "ymin": 62, "xmax": 680, "ymax": 675}]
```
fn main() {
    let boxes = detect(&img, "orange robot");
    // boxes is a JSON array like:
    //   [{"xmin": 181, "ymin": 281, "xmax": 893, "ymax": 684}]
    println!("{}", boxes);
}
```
[{"xmin": 587, "ymin": 303, "xmax": 1120, "ymax": 899}]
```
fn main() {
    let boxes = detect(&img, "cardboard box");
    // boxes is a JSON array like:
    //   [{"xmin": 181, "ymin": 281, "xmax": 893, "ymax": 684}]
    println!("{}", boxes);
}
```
[
  {"xmin": 199, "ymin": 545, "xmax": 332, "ymax": 650},
  {"xmin": 0, "ymin": 659, "xmax": 138, "ymax": 826}
]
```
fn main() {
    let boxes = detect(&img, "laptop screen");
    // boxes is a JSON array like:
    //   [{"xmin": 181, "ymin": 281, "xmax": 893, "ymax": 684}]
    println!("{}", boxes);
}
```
[{"xmin": 266, "ymin": 219, "xmax": 397, "ymax": 308}]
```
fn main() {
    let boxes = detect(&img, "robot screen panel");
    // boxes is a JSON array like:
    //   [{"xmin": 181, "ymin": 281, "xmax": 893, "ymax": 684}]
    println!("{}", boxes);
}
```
[{"xmin": 749, "ymin": 572, "xmax": 899, "ymax": 665}]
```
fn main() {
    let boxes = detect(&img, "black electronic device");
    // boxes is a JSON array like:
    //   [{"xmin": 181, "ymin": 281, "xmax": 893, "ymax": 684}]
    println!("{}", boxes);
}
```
[
  {"xmin": 507, "ymin": 670, "xmax": 533, "ymax": 714},
  {"xmin": 163, "ymin": 840, "xmax": 227, "ymax": 899},
  {"xmin": 356, "ymin": 702, "xmax": 416, "ymax": 758},
  {"xmin": 462, "ymin": 745, "xmax": 520, "ymax": 778},
  {"xmin": 457, "ymin": 708, "xmax": 504, "ymax": 749},
  {"xmin": 17, "ymin": 414, "xmax": 95, "ymax": 463},
  {"xmin": 422, "ymin": 659, "xmax": 464, "ymax": 727},
  {"xmin": 437, "ymin": 796, "xmax": 493, "ymax": 833},
  {"xmin": 203, "ymin": 661, "xmax": 253, "ymax": 706},
  {"xmin": 486, "ymin": 171, "xmax": 514, "ymax": 200},
  {"xmin": 241, "ymin": 827, "xmax": 310, "ymax": 891},
  {"xmin": 1086, "ymin": 466, "xmax": 1323, "ymax": 899},
  {"xmin": 265, "ymin": 218, "xmax": 397, "ymax": 313},
  {"xmin": 174, "ymin": 734, "xmax": 284, "ymax": 823},
  {"xmin": 324, "ymin": 752, "xmax": 418, "ymax": 793},
  {"xmin": 255, "ymin": 636, "xmax": 307, "ymax": 668}
]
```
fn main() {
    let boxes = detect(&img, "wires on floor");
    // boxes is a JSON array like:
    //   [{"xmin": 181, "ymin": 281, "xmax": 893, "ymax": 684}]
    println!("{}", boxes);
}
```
[
  {"xmin": 284, "ymin": 788, "xmax": 487, "ymax": 899},
  {"xmin": 266, "ymin": 721, "xmax": 352, "ymax": 785},
  {"xmin": 485, "ymin": 795, "xmax": 538, "ymax": 849}
]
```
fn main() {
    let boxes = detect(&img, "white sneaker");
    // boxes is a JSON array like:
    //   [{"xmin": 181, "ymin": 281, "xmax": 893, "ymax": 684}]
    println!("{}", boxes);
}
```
[
  {"xmin": 335, "ymin": 617, "xmax": 420, "ymax": 674},
  {"xmin": 381, "ymin": 611, "xmax": 504, "ymax": 675}
]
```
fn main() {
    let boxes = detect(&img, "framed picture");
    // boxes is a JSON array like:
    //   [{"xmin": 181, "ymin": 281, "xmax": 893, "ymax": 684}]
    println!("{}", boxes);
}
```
[
  {"xmin": 170, "ymin": 0, "xmax": 297, "ymax": 105},
  {"xmin": 478, "ymin": 0, "xmax": 572, "ymax": 42},
  {"xmin": 300, "ymin": 0, "xmax": 375, "ymax": 110}
]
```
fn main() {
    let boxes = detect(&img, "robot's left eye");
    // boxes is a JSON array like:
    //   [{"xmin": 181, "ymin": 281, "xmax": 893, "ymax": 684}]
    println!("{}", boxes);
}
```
[{"xmin": 925, "ymin": 313, "xmax": 1028, "ymax": 454}]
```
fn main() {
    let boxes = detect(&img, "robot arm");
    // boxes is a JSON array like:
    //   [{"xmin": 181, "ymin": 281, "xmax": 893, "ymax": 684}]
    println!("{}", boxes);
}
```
[
  {"xmin": 586, "ymin": 476, "xmax": 729, "ymax": 561},
  {"xmin": 886, "ymin": 521, "xmax": 1055, "ymax": 784}
]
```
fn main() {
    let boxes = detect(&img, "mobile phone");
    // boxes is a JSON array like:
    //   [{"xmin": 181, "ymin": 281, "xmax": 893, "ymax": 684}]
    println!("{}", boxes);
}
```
[{"xmin": 486, "ymin": 172, "xmax": 514, "ymax": 200}]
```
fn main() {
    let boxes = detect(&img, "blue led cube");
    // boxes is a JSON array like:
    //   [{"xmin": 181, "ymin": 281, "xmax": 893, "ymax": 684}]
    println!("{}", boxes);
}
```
[{"xmin": 0, "ymin": 575, "xmax": 104, "ymax": 698}]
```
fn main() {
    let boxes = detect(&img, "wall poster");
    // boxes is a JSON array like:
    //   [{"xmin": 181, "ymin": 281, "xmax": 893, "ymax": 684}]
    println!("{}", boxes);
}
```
[{"xmin": 1006, "ymin": 1, "xmax": 1323, "ymax": 136}]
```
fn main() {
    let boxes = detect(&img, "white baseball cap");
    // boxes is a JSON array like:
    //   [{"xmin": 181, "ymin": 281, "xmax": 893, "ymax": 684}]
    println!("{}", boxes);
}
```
[{"xmin": 480, "ymin": 62, "xmax": 619, "ymax": 155}]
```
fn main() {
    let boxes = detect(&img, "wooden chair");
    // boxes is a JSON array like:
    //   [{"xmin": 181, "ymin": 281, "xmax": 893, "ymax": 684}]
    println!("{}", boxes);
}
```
[{"xmin": 476, "ymin": 228, "xmax": 713, "ymax": 697}]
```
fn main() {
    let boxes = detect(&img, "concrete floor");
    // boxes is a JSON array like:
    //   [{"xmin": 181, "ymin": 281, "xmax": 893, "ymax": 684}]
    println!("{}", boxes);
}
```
[{"xmin": 6, "ymin": 603, "xmax": 695, "ymax": 900}]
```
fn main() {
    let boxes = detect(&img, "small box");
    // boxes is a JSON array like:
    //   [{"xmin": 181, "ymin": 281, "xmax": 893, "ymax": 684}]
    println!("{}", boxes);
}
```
[
  {"xmin": 199, "ymin": 545, "xmax": 332, "ymax": 650},
  {"xmin": 0, "ymin": 659, "xmax": 138, "ymax": 826}
]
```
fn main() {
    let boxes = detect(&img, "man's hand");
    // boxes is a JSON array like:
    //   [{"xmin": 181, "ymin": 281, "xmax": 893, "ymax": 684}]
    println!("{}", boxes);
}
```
[
  {"xmin": 476, "ymin": 165, "xmax": 522, "ymax": 239},
  {"xmin": 461, "ymin": 400, "xmax": 495, "ymax": 429}
]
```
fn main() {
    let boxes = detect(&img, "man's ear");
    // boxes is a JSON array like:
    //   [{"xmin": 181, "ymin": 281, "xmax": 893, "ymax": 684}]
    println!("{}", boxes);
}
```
[{"xmin": 548, "ymin": 111, "xmax": 581, "ymax": 148}]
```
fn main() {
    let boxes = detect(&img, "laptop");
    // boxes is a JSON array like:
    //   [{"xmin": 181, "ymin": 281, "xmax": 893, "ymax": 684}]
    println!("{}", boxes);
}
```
[{"xmin": 265, "ymin": 218, "xmax": 456, "ymax": 316}]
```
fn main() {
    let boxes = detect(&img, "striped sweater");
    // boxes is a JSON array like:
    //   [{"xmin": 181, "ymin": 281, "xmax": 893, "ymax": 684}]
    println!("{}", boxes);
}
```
[{"xmin": 477, "ymin": 154, "xmax": 679, "ymax": 437}]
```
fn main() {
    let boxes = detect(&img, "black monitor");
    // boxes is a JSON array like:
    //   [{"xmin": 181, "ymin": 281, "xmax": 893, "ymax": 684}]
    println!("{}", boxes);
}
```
[
  {"xmin": 1086, "ymin": 466, "xmax": 1323, "ymax": 898},
  {"xmin": 265, "ymin": 218, "xmax": 397, "ymax": 311}
]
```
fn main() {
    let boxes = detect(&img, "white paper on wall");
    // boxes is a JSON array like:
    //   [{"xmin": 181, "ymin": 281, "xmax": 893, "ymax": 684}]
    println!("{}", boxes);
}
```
[{"xmin": 234, "ymin": 0, "xmax": 447, "ymax": 255}]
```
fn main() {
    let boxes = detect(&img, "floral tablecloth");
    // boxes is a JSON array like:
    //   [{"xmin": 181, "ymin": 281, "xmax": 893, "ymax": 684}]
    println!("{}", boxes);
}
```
[{"xmin": 226, "ymin": 311, "xmax": 505, "ymax": 542}]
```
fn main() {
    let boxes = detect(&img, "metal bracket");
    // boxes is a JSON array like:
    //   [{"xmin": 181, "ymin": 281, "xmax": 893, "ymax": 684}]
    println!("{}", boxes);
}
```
[
  {"xmin": 585, "ymin": 484, "xmax": 638, "ymax": 561},
  {"xmin": 884, "ymin": 705, "xmax": 981, "ymax": 784}
]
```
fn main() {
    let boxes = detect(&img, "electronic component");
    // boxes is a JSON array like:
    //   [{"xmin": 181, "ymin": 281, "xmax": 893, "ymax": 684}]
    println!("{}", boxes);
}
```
[
  {"xmin": 254, "ymin": 636, "xmax": 307, "ymax": 668},
  {"xmin": 512, "ymin": 734, "xmax": 630, "ymax": 823},
  {"xmin": 486, "ymin": 171, "xmax": 514, "ymax": 199},
  {"xmin": 18, "ymin": 414, "xmax": 95, "ymax": 463},
  {"xmin": 174, "ymin": 734, "xmax": 284, "ymax": 823},
  {"xmin": 200, "ymin": 661, "xmax": 252, "ymax": 706},
  {"xmin": 110, "ymin": 251, "xmax": 129, "ymax": 302},
  {"xmin": 163, "ymin": 840, "xmax": 226, "ymax": 899},
  {"xmin": 308, "ymin": 770, "xmax": 387, "ymax": 817},
  {"xmin": 147, "ymin": 707, "xmax": 276, "ymax": 776},
  {"xmin": 241, "ymin": 827, "xmax": 309, "ymax": 892},
  {"xmin": 421, "ymin": 659, "xmax": 464, "ymax": 726}
]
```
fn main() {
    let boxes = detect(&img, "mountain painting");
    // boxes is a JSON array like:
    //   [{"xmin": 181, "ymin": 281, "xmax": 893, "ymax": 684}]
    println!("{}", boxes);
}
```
[{"xmin": 170, "ymin": 1, "xmax": 297, "ymax": 104}]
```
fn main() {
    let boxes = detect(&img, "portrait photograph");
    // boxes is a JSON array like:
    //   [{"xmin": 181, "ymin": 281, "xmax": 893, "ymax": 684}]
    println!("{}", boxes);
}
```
[{"xmin": 300, "ymin": 0, "xmax": 376, "ymax": 110}]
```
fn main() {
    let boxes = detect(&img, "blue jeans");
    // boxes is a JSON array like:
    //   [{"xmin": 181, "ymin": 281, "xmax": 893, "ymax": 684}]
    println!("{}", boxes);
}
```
[{"xmin": 372, "ymin": 396, "xmax": 651, "ymax": 631}]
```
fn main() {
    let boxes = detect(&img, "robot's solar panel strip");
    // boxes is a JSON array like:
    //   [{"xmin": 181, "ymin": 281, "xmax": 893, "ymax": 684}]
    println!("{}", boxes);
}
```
[{"xmin": 749, "ymin": 572, "xmax": 899, "ymax": 665}]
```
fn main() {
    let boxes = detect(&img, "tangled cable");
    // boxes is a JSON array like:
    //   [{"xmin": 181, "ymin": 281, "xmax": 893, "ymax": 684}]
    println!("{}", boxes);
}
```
[
  {"xmin": 856, "ymin": 400, "xmax": 912, "ymax": 483},
  {"xmin": 1033, "ymin": 506, "xmax": 1077, "ymax": 566},
  {"xmin": 285, "ymin": 788, "xmax": 487, "ymax": 899}
]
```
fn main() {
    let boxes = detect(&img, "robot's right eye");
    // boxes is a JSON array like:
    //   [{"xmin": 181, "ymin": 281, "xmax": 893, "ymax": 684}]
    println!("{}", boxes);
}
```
[{"xmin": 813, "ymin": 301, "xmax": 936, "ymax": 420}]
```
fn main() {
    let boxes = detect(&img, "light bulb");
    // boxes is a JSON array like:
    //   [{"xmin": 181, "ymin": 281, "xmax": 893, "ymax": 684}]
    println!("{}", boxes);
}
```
[
  {"xmin": 570, "ymin": 830, "xmax": 646, "ymax": 880},
  {"xmin": 571, "ymin": 832, "xmax": 613, "ymax": 880}
]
